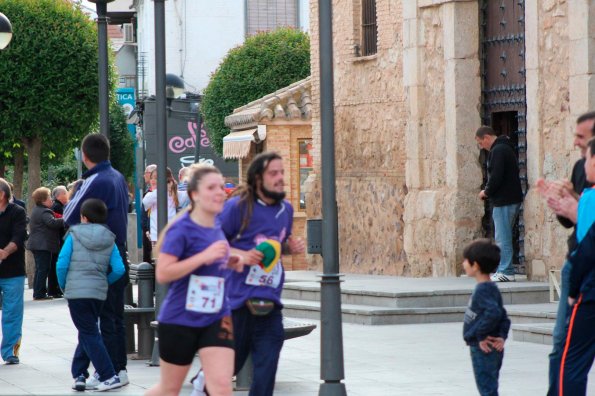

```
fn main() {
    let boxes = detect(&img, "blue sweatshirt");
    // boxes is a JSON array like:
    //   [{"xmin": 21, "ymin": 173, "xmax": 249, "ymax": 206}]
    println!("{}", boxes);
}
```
[
  {"xmin": 463, "ymin": 282, "xmax": 511, "ymax": 345},
  {"xmin": 63, "ymin": 161, "xmax": 129, "ymax": 248}
]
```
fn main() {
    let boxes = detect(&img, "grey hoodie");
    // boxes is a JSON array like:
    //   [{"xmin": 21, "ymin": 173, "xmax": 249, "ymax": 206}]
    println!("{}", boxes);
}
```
[{"xmin": 63, "ymin": 224, "xmax": 117, "ymax": 301}]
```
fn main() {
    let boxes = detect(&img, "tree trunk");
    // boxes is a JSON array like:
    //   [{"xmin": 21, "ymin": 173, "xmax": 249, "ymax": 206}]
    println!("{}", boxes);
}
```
[
  {"xmin": 12, "ymin": 145, "xmax": 25, "ymax": 199},
  {"xmin": 24, "ymin": 137, "xmax": 42, "ymax": 288}
]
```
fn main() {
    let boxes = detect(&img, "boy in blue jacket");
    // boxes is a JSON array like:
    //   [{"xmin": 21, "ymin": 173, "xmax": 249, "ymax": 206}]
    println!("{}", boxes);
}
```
[
  {"xmin": 462, "ymin": 239, "xmax": 511, "ymax": 396},
  {"xmin": 557, "ymin": 138, "xmax": 595, "ymax": 396},
  {"xmin": 56, "ymin": 199, "xmax": 125, "ymax": 392}
]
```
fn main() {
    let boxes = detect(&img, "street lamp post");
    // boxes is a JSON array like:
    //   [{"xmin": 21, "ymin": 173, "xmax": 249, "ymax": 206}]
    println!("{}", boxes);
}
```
[
  {"xmin": 318, "ymin": 0, "xmax": 347, "ymax": 395},
  {"xmin": 148, "ymin": 0, "xmax": 168, "ymax": 367},
  {"xmin": 88, "ymin": 0, "xmax": 114, "ymax": 138},
  {"xmin": 0, "ymin": 12, "xmax": 13, "ymax": 50}
]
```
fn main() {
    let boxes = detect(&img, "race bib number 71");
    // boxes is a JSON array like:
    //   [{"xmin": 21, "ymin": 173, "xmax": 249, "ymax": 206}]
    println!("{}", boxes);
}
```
[{"xmin": 186, "ymin": 275, "xmax": 225, "ymax": 313}]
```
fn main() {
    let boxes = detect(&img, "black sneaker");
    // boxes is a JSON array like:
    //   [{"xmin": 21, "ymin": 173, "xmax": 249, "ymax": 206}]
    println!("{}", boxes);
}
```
[{"xmin": 72, "ymin": 375, "xmax": 86, "ymax": 391}]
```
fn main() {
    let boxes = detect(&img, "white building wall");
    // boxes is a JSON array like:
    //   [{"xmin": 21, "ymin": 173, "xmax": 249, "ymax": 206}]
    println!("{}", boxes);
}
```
[{"xmin": 136, "ymin": 0, "xmax": 310, "ymax": 96}]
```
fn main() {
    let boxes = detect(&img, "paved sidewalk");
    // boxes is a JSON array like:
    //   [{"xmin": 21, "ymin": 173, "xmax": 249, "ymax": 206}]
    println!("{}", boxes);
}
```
[{"xmin": 0, "ymin": 288, "xmax": 593, "ymax": 395}]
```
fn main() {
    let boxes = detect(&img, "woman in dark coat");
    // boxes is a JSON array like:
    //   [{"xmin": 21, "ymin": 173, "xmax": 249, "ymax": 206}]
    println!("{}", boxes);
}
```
[{"xmin": 26, "ymin": 187, "xmax": 64, "ymax": 300}]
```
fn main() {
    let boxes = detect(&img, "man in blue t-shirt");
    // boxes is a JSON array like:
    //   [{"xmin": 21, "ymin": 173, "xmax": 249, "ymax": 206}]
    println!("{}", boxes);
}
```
[
  {"xmin": 190, "ymin": 152, "xmax": 304, "ymax": 396},
  {"xmin": 63, "ymin": 133, "xmax": 131, "ymax": 389}
]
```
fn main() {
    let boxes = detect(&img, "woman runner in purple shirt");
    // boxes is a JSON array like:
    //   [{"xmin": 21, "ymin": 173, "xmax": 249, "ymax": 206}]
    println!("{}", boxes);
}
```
[{"xmin": 145, "ymin": 165, "xmax": 243, "ymax": 396}]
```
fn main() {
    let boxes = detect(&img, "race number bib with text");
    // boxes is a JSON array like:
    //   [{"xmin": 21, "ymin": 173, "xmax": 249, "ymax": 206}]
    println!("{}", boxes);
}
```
[
  {"xmin": 245, "ymin": 263, "xmax": 283, "ymax": 288},
  {"xmin": 186, "ymin": 275, "xmax": 225, "ymax": 314}
]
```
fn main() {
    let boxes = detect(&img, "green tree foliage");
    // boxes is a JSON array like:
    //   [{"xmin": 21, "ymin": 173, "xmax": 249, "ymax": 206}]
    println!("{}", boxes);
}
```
[
  {"xmin": 0, "ymin": 0, "xmax": 100, "ymax": 158},
  {"xmin": 109, "ymin": 103, "xmax": 135, "ymax": 182},
  {"xmin": 0, "ymin": 0, "xmax": 107, "ymax": 210},
  {"xmin": 201, "ymin": 28, "xmax": 310, "ymax": 155}
]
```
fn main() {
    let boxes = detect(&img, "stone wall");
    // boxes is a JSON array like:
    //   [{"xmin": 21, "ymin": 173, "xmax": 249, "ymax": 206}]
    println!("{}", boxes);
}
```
[
  {"xmin": 307, "ymin": 0, "xmax": 595, "ymax": 278},
  {"xmin": 524, "ymin": 0, "xmax": 572, "ymax": 280},
  {"xmin": 403, "ymin": 0, "xmax": 483, "ymax": 276},
  {"xmin": 307, "ymin": 0, "xmax": 409, "ymax": 275}
]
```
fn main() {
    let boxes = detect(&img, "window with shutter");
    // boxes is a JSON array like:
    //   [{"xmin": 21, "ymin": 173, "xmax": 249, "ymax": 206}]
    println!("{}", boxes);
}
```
[{"xmin": 246, "ymin": 0, "xmax": 298, "ymax": 36}]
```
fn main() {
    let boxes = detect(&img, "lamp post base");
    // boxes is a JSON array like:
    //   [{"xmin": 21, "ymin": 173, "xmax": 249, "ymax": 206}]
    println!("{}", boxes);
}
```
[{"xmin": 318, "ymin": 382, "xmax": 347, "ymax": 396}]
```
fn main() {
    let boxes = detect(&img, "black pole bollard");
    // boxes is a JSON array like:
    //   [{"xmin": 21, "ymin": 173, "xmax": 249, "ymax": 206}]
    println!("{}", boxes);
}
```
[{"xmin": 136, "ymin": 262, "xmax": 155, "ymax": 359}]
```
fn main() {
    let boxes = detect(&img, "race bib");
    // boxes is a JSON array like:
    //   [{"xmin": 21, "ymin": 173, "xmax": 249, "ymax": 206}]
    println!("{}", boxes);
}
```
[
  {"xmin": 245, "ymin": 262, "xmax": 283, "ymax": 288},
  {"xmin": 186, "ymin": 275, "xmax": 225, "ymax": 314}
]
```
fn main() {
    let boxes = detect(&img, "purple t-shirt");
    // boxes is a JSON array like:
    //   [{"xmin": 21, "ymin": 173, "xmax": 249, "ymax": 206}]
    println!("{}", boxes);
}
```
[
  {"xmin": 220, "ymin": 196, "xmax": 294, "ymax": 310},
  {"xmin": 157, "ymin": 212, "xmax": 231, "ymax": 328}
]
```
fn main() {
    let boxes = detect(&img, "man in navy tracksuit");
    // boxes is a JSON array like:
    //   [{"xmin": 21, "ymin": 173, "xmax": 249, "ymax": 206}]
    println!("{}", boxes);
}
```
[
  {"xmin": 63, "ymin": 134, "xmax": 131, "ymax": 388},
  {"xmin": 557, "ymin": 138, "xmax": 595, "ymax": 396}
]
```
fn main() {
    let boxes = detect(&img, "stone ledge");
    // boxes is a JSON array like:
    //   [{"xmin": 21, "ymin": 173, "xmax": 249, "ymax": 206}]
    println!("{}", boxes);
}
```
[{"xmin": 419, "ymin": 0, "xmax": 476, "ymax": 9}]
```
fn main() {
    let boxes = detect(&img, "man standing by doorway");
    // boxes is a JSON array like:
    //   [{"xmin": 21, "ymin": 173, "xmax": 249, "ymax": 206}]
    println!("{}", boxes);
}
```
[
  {"xmin": 0, "ymin": 178, "xmax": 27, "ymax": 365},
  {"xmin": 475, "ymin": 126, "xmax": 523, "ymax": 282}
]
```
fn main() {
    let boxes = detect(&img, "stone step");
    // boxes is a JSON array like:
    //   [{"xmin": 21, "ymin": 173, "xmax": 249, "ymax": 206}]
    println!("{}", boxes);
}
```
[
  {"xmin": 282, "ymin": 281, "xmax": 550, "ymax": 309},
  {"xmin": 282, "ymin": 298, "xmax": 466, "ymax": 325},
  {"xmin": 512, "ymin": 323, "xmax": 554, "ymax": 346},
  {"xmin": 506, "ymin": 303, "xmax": 558, "ymax": 324}
]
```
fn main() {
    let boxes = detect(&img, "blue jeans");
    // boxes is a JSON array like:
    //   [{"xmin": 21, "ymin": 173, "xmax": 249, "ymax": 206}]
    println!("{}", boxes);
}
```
[
  {"xmin": 32, "ymin": 250, "xmax": 52, "ymax": 299},
  {"xmin": 233, "ymin": 305, "xmax": 284, "ymax": 396},
  {"xmin": 492, "ymin": 203, "xmax": 520, "ymax": 275},
  {"xmin": 68, "ymin": 298, "xmax": 116, "ymax": 381},
  {"xmin": 470, "ymin": 345, "xmax": 503, "ymax": 396},
  {"xmin": 0, "ymin": 276, "xmax": 24, "ymax": 361},
  {"xmin": 548, "ymin": 260, "xmax": 571, "ymax": 395}
]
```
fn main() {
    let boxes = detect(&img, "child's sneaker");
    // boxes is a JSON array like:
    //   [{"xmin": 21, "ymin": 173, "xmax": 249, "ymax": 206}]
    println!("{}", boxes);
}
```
[
  {"xmin": 118, "ymin": 370, "xmax": 129, "ymax": 386},
  {"xmin": 72, "ymin": 375, "xmax": 87, "ymax": 392},
  {"xmin": 95, "ymin": 375, "xmax": 122, "ymax": 392},
  {"xmin": 86, "ymin": 372, "xmax": 100, "ymax": 390}
]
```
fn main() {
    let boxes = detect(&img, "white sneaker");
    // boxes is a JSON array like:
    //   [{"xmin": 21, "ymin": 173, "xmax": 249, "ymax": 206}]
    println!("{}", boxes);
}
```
[
  {"xmin": 95, "ymin": 375, "xmax": 122, "ymax": 392},
  {"xmin": 491, "ymin": 273, "xmax": 515, "ymax": 282},
  {"xmin": 189, "ymin": 370, "xmax": 207, "ymax": 396},
  {"xmin": 118, "ymin": 370, "xmax": 129, "ymax": 386},
  {"xmin": 86, "ymin": 372, "xmax": 100, "ymax": 390}
]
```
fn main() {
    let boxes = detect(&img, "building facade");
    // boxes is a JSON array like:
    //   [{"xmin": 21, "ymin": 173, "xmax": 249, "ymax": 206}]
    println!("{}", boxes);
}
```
[
  {"xmin": 307, "ymin": 0, "xmax": 595, "ymax": 279},
  {"xmin": 133, "ymin": 0, "xmax": 310, "ymax": 95}
]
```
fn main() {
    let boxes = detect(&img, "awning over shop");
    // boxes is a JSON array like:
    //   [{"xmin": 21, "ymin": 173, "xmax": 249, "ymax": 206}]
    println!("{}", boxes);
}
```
[{"xmin": 222, "ymin": 128, "xmax": 258, "ymax": 159}]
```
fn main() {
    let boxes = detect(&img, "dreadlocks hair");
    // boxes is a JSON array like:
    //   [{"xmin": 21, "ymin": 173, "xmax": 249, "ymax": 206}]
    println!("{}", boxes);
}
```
[{"xmin": 233, "ymin": 151, "xmax": 283, "ymax": 238}]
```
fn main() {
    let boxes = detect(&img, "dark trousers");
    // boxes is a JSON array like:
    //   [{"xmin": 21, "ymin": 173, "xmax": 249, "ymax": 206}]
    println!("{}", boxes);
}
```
[
  {"xmin": 78, "ymin": 245, "xmax": 128, "ymax": 374},
  {"xmin": 558, "ymin": 298, "xmax": 595, "ymax": 396},
  {"xmin": 32, "ymin": 250, "xmax": 52, "ymax": 299},
  {"xmin": 68, "ymin": 298, "xmax": 115, "ymax": 381},
  {"xmin": 233, "ymin": 305, "xmax": 284, "ymax": 396},
  {"xmin": 470, "ymin": 345, "xmax": 503, "ymax": 396},
  {"xmin": 47, "ymin": 252, "xmax": 61, "ymax": 296}
]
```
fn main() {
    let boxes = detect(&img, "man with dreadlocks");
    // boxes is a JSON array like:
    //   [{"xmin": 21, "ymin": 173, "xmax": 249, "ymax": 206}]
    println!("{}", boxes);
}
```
[{"xmin": 190, "ymin": 152, "xmax": 305, "ymax": 396}]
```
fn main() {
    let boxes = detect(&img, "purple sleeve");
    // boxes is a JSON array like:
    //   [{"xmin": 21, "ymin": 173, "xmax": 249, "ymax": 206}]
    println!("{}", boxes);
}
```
[
  {"xmin": 160, "ymin": 223, "xmax": 185, "ymax": 258},
  {"xmin": 219, "ymin": 199, "xmax": 243, "ymax": 241}
]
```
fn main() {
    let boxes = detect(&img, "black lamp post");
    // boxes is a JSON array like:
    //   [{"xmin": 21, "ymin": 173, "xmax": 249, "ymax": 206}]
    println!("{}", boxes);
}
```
[
  {"xmin": 0, "ymin": 12, "xmax": 13, "ymax": 50},
  {"xmin": 318, "ymin": 0, "xmax": 347, "ymax": 395},
  {"xmin": 148, "ymin": 0, "xmax": 168, "ymax": 367},
  {"xmin": 88, "ymin": 0, "xmax": 114, "ymax": 138}
]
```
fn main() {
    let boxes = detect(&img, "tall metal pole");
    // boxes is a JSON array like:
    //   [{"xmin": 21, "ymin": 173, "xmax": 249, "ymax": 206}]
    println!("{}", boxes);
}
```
[
  {"xmin": 95, "ymin": 1, "xmax": 110, "ymax": 138},
  {"xmin": 318, "ymin": 1, "xmax": 346, "ymax": 395},
  {"xmin": 150, "ymin": 0, "xmax": 168, "ymax": 366}
]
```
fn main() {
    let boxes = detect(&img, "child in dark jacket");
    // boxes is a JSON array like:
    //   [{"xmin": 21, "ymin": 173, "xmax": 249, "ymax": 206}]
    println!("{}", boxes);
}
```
[
  {"xmin": 462, "ymin": 239, "xmax": 511, "ymax": 396},
  {"xmin": 56, "ymin": 199, "xmax": 125, "ymax": 392}
]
